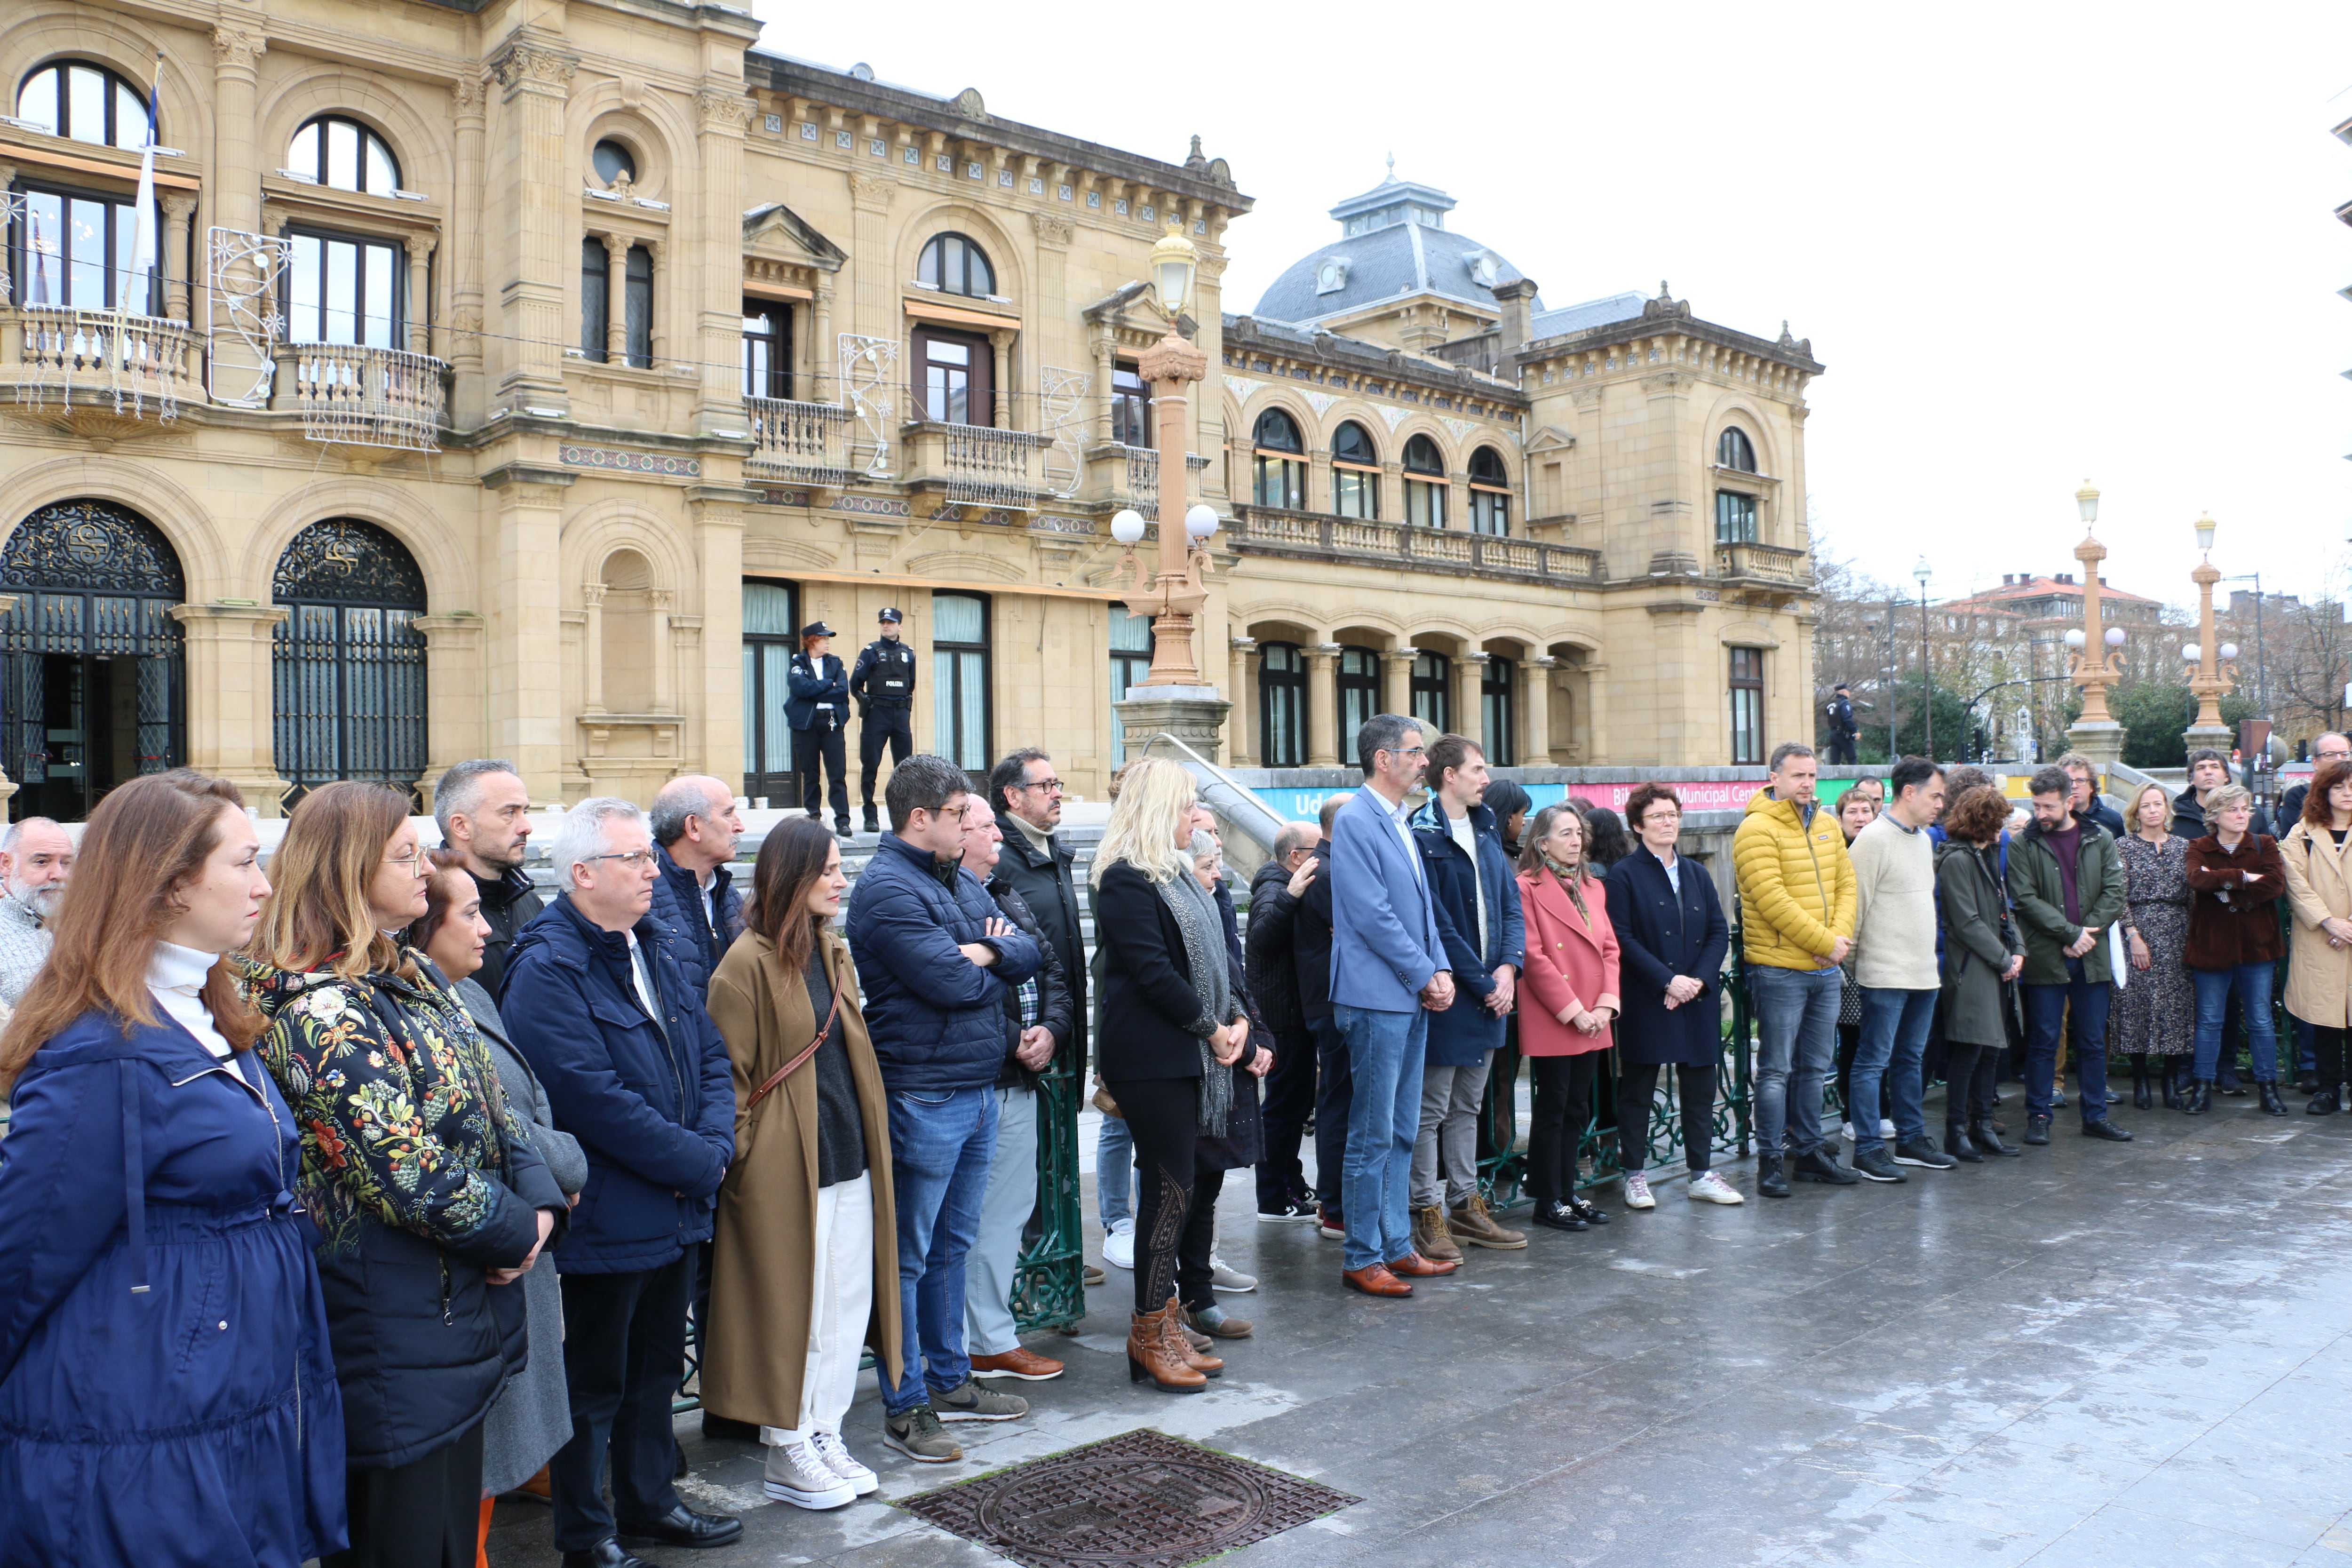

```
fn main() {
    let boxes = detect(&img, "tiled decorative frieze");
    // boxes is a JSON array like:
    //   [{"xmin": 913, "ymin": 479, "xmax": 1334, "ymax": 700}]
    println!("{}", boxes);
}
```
[{"xmin": 560, "ymin": 445, "xmax": 702, "ymax": 477}]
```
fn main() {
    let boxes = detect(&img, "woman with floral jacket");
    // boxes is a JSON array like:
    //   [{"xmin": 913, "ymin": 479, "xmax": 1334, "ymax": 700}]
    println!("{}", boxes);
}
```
[{"xmin": 252, "ymin": 782, "xmax": 567, "ymax": 1568}]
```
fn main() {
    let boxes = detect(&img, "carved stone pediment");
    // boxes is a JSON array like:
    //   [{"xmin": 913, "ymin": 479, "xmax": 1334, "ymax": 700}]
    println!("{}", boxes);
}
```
[{"xmin": 741, "ymin": 202, "xmax": 846, "ymax": 273}]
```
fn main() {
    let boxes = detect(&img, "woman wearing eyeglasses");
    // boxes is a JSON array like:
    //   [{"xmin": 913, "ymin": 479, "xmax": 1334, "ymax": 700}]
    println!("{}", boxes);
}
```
[{"xmin": 251, "ymin": 782, "xmax": 569, "ymax": 1568}]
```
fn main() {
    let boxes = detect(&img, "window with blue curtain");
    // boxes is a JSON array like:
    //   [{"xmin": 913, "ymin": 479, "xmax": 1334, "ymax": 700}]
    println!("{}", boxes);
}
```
[
  {"xmin": 1108, "ymin": 605, "xmax": 1155, "ymax": 765},
  {"xmin": 932, "ymin": 591, "xmax": 990, "ymax": 770}
]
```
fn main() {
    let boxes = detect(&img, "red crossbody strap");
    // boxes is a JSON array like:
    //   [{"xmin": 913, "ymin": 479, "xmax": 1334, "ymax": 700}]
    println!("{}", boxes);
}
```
[{"xmin": 744, "ymin": 985, "xmax": 842, "ymax": 1113}]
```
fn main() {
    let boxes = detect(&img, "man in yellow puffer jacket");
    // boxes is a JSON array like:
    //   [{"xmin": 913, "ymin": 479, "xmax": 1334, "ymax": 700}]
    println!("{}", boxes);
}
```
[{"xmin": 1732, "ymin": 743, "xmax": 1858, "ymax": 1197}]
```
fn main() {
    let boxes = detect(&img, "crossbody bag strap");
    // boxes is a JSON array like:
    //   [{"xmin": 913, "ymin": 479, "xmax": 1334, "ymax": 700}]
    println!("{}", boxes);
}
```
[{"xmin": 745, "ymin": 984, "xmax": 843, "ymax": 1114}]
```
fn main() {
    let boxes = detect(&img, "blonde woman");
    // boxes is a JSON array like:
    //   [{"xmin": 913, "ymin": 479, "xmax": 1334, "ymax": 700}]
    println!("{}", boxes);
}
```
[
  {"xmin": 250, "ymin": 781, "xmax": 566, "ymax": 1568},
  {"xmin": 2279, "ymin": 757, "xmax": 2352, "ymax": 1113},
  {"xmin": 2107, "ymin": 780, "xmax": 2195, "ymax": 1108},
  {"xmin": 1089, "ymin": 758, "xmax": 1245, "ymax": 1392}
]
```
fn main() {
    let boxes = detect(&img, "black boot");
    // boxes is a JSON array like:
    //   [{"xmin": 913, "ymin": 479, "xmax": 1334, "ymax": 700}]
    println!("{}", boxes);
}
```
[
  {"xmin": 1971, "ymin": 1119, "xmax": 2021, "ymax": 1156},
  {"xmin": 2182, "ymin": 1081, "xmax": 2212, "ymax": 1115},
  {"xmin": 1756, "ymin": 1155, "xmax": 1789, "ymax": 1199},
  {"xmin": 2161, "ymin": 1065, "xmax": 2184, "ymax": 1110},
  {"xmin": 2259, "ymin": 1081, "xmax": 2288, "ymax": 1116},
  {"xmin": 1946, "ymin": 1123, "xmax": 1984, "ymax": 1163},
  {"xmin": 2131, "ymin": 1055, "xmax": 2152, "ymax": 1110},
  {"xmin": 2308, "ymin": 1089, "xmax": 2341, "ymax": 1115},
  {"xmin": 862, "ymin": 808, "xmax": 881, "ymax": 835}
]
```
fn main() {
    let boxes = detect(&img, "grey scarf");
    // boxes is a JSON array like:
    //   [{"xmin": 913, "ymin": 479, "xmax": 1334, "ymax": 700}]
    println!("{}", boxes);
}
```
[{"xmin": 1155, "ymin": 869, "xmax": 1234, "ymax": 1137}]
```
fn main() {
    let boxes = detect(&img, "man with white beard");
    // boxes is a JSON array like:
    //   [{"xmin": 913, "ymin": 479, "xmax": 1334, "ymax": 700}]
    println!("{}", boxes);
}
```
[{"xmin": 0, "ymin": 817, "xmax": 73, "ymax": 1003}]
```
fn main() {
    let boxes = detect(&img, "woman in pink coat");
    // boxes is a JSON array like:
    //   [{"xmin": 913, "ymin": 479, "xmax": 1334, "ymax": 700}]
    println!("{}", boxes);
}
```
[{"xmin": 1516, "ymin": 803, "xmax": 1622, "ymax": 1234}]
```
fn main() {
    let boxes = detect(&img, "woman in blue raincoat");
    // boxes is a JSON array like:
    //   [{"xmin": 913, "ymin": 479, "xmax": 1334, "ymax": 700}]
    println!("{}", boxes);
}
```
[{"xmin": 0, "ymin": 771, "xmax": 345, "ymax": 1568}]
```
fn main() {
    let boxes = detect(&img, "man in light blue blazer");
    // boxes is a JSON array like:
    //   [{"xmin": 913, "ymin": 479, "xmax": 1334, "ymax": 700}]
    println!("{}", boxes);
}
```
[{"xmin": 1328, "ymin": 712, "xmax": 1456, "ymax": 1296}]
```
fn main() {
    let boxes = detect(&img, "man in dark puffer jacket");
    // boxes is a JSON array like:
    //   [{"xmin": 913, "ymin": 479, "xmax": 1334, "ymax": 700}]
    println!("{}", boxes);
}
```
[{"xmin": 846, "ymin": 754, "xmax": 1041, "ymax": 1461}]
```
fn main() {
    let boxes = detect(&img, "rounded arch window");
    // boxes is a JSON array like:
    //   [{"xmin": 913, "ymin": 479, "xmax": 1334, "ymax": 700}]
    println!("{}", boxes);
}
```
[
  {"xmin": 1403, "ymin": 434, "xmax": 1444, "ymax": 475},
  {"xmin": 1253, "ymin": 408, "xmax": 1303, "ymax": 453},
  {"xmin": 591, "ymin": 138, "xmax": 637, "ymax": 189},
  {"xmin": 288, "ymin": 114, "xmax": 401, "ymax": 195},
  {"xmin": 1716, "ymin": 426, "xmax": 1757, "ymax": 472},
  {"xmin": 272, "ymin": 518, "xmax": 429, "ymax": 804},
  {"xmin": 1404, "ymin": 435, "xmax": 1447, "ymax": 527},
  {"xmin": 1468, "ymin": 446, "xmax": 1511, "ymax": 536},
  {"xmin": 918, "ymin": 232, "xmax": 996, "ymax": 297},
  {"xmin": 15, "ymin": 60, "xmax": 149, "ymax": 150},
  {"xmin": 1331, "ymin": 421, "xmax": 1377, "ymax": 467},
  {"xmin": 1469, "ymin": 446, "xmax": 1509, "ymax": 485}
]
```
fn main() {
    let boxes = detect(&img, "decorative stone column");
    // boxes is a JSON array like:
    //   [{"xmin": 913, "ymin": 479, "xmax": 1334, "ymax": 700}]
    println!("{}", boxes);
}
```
[
  {"xmin": 1382, "ymin": 646, "xmax": 1417, "ymax": 719},
  {"xmin": 404, "ymin": 234, "xmax": 435, "ymax": 356},
  {"xmin": 1521, "ymin": 656, "xmax": 1554, "ymax": 762},
  {"xmin": 694, "ymin": 85, "xmax": 751, "ymax": 428},
  {"xmin": 600, "ymin": 233, "xmax": 630, "ymax": 363},
  {"xmin": 1455, "ymin": 653, "xmax": 1487, "ymax": 748},
  {"xmin": 160, "ymin": 193, "xmax": 198, "ymax": 320},
  {"xmin": 691, "ymin": 493, "xmax": 747, "ymax": 784},
  {"xmin": 481, "ymin": 463, "xmax": 572, "ymax": 794},
  {"xmin": 648, "ymin": 589, "xmax": 675, "ymax": 715},
  {"xmin": 846, "ymin": 172, "xmax": 895, "ymax": 341},
  {"xmin": 172, "ymin": 603, "xmax": 293, "ymax": 814},
  {"xmin": 413, "ymin": 612, "xmax": 487, "ymax": 806},
  {"xmin": 1307, "ymin": 644, "xmax": 1340, "ymax": 767},
  {"xmin": 989, "ymin": 329, "xmax": 1015, "ymax": 430},
  {"xmin": 488, "ymin": 35, "xmax": 578, "ymax": 412},
  {"xmin": 1091, "ymin": 330, "xmax": 1117, "ymax": 447},
  {"xmin": 578, "ymin": 583, "xmax": 606, "ymax": 712},
  {"xmin": 1227, "ymin": 637, "xmax": 1256, "ymax": 767},
  {"xmin": 447, "ymin": 72, "xmax": 488, "ymax": 423},
  {"xmin": 810, "ymin": 284, "xmax": 834, "ymax": 402},
  {"xmin": 208, "ymin": 26, "xmax": 269, "ymax": 401}
]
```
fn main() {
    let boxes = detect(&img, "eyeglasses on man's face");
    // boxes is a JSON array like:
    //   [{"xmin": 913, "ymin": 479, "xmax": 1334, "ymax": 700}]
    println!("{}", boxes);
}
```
[
  {"xmin": 584, "ymin": 849, "xmax": 658, "ymax": 870},
  {"xmin": 1022, "ymin": 775, "xmax": 1065, "ymax": 795}
]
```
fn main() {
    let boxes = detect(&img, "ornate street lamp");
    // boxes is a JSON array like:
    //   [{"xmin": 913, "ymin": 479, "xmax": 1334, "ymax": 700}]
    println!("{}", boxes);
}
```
[
  {"xmin": 2186, "ymin": 512, "xmax": 2238, "ymax": 742},
  {"xmin": 2063, "ymin": 480, "xmax": 2130, "ymax": 765},
  {"xmin": 1113, "ymin": 223, "xmax": 1215, "ymax": 688}
]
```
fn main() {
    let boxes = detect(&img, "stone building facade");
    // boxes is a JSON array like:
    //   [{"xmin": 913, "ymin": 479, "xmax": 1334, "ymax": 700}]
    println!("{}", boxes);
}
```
[{"xmin": 0, "ymin": 0, "xmax": 1822, "ymax": 818}]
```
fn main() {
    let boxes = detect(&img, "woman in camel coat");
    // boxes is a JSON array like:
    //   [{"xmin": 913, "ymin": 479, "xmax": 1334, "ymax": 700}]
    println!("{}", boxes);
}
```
[
  {"xmin": 2280, "ymin": 757, "xmax": 2352, "ymax": 1112},
  {"xmin": 703, "ymin": 819, "xmax": 902, "ymax": 1510},
  {"xmin": 1515, "ymin": 803, "xmax": 1621, "ymax": 1233}
]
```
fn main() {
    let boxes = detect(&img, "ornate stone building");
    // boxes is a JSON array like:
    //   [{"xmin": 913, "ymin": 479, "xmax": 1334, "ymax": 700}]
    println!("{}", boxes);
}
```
[{"xmin": 0, "ymin": 0, "xmax": 1823, "ymax": 817}]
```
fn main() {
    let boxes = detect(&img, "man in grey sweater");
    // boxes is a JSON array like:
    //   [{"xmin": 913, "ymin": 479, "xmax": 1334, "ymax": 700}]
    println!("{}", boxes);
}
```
[{"xmin": 1846, "ymin": 756, "xmax": 1955, "ymax": 1181}]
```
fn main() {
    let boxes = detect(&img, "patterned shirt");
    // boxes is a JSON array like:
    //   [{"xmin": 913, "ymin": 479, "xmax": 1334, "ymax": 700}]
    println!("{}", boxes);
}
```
[{"xmin": 0, "ymin": 890, "xmax": 50, "ymax": 1006}]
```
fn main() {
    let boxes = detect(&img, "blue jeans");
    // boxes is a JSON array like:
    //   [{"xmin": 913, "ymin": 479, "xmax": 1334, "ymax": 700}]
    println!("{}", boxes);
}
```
[
  {"xmin": 878, "ymin": 1085, "xmax": 997, "ymax": 1415},
  {"xmin": 1853, "ymin": 987, "xmax": 1938, "ymax": 1154},
  {"xmin": 1748, "ymin": 965, "xmax": 1840, "ymax": 1159},
  {"xmin": 1335, "ymin": 1003, "xmax": 1426, "ymax": 1272},
  {"xmin": 2022, "ymin": 960, "xmax": 2113, "ymax": 1122},
  {"xmin": 1095, "ymin": 1113, "xmax": 1133, "ymax": 1230},
  {"xmin": 2193, "ymin": 963, "xmax": 2279, "ymax": 1084}
]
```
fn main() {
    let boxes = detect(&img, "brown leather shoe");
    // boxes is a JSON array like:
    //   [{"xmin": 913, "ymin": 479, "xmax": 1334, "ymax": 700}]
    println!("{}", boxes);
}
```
[
  {"xmin": 1386, "ymin": 1249, "xmax": 1458, "ymax": 1278},
  {"xmin": 969, "ymin": 1347, "xmax": 1065, "ymax": 1381},
  {"xmin": 1411, "ymin": 1204, "xmax": 1464, "ymax": 1263},
  {"xmin": 1450, "ymin": 1193, "xmax": 1528, "ymax": 1250},
  {"xmin": 1342, "ymin": 1262, "xmax": 1413, "ymax": 1297},
  {"xmin": 1126, "ymin": 1302, "xmax": 1206, "ymax": 1392},
  {"xmin": 1158, "ymin": 1296, "xmax": 1223, "ymax": 1375}
]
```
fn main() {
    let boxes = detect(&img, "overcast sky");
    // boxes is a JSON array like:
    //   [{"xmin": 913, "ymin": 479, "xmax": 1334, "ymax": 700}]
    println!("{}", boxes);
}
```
[{"xmin": 753, "ymin": 2, "xmax": 2352, "ymax": 613}]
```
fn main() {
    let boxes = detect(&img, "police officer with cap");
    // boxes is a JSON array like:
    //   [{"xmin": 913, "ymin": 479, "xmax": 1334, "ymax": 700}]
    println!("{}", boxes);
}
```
[
  {"xmin": 787, "ymin": 620, "xmax": 854, "ymax": 838},
  {"xmin": 849, "ymin": 607, "xmax": 917, "ymax": 834},
  {"xmin": 1824, "ymin": 681, "xmax": 1860, "ymax": 766}
]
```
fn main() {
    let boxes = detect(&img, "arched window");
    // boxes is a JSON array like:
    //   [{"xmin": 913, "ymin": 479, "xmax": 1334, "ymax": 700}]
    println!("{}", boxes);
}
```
[
  {"xmin": 1252, "ymin": 408, "xmax": 1306, "ymax": 510},
  {"xmin": 1468, "ymin": 445, "xmax": 1510, "ymax": 535},
  {"xmin": 286, "ymin": 115, "xmax": 400, "ymax": 194},
  {"xmin": 1331, "ymin": 420, "xmax": 1379, "ymax": 519},
  {"xmin": 918, "ymin": 232, "xmax": 996, "ymax": 297},
  {"xmin": 580, "ymin": 237, "xmax": 652, "ymax": 367},
  {"xmin": 1258, "ymin": 642, "xmax": 1307, "ymax": 766},
  {"xmin": 1716, "ymin": 426, "xmax": 1756, "ymax": 472},
  {"xmin": 1403, "ymin": 434, "xmax": 1447, "ymax": 528},
  {"xmin": 591, "ymin": 138, "xmax": 637, "ymax": 188},
  {"xmin": 15, "ymin": 60, "xmax": 149, "ymax": 150},
  {"xmin": 0, "ymin": 500, "xmax": 186, "ymax": 821},
  {"xmin": 272, "ymin": 519, "xmax": 429, "ymax": 804}
]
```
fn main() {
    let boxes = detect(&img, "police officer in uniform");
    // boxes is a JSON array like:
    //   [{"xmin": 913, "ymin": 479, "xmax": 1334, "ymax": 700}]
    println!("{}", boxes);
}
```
[
  {"xmin": 1824, "ymin": 681, "xmax": 1860, "ymax": 765},
  {"xmin": 787, "ymin": 620, "xmax": 853, "ymax": 838},
  {"xmin": 849, "ymin": 606, "xmax": 917, "ymax": 834}
]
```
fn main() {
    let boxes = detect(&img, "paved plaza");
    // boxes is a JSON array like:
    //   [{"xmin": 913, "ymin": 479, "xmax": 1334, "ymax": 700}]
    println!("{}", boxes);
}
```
[{"xmin": 489, "ymin": 1095, "xmax": 2352, "ymax": 1568}]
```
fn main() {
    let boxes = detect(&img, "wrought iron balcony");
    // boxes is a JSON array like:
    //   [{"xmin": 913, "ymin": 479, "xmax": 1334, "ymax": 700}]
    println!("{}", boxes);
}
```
[
  {"xmin": 899, "ymin": 421, "xmax": 1052, "ymax": 512},
  {"xmin": 1, "ymin": 305, "xmax": 200, "ymax": 421},
  {"xmin": 277, "ymin": 342, "xmax": 448, "ymax": 451},
  {"xmin": 1232, "ymin": 505, "xmax": 1605, "ymax": 584},
  {"xmin": 745, "ymin": 396, "xmax": 853, "ymax": 485}
]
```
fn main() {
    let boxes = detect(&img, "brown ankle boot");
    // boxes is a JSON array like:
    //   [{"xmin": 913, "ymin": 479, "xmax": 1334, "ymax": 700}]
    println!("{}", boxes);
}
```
[
  {"xmin": 1161, "ymin": 1296, "xmax": 1224, "ymax": 1376},
  {"xmin": 1127, "ymin": 1302, "xmax": 1207, "ymax": 1392}
]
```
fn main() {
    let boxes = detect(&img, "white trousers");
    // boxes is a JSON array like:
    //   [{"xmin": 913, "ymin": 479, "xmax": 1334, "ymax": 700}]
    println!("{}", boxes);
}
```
[{"xmin": 761, "ymin": 1170, "xmax": 874, "ymax": 1446}]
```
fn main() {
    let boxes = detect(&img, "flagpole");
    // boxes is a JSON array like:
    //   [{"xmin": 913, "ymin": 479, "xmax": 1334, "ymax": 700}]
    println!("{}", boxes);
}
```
[{"xmin": 125, "ymin": 50, "xmax": 162, "ymax": 318}]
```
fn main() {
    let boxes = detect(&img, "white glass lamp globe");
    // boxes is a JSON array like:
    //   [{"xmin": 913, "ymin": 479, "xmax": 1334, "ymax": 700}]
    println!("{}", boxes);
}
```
[
  {"xmin": 2105, "ymin": 627, "xmax": 2127, "ymax": 648},
  {"xmin": 2219, "ymin": 643, "xmax": 2239, "ymax": 661},
  {"xmin": 2065, "ymin": 629, "xmax": 2086, "ymax": 650},
  {"xmin": 2182, "ymin": 644, "xmax": 2201, "ymax": 662},
  {"xmin": 1184, "ymin": 504, "xmax": 1219, "ymax": 540},
  {"xmin": 1111, "ymin": 509, "xmax": 1146, "ymax": 546}
]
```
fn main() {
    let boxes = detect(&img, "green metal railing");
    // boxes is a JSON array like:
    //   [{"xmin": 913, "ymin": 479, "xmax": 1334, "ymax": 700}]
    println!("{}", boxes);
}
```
[{"xmin": 1011, "ymin": 1049, "xmax": 1087, "ymax": 1332}]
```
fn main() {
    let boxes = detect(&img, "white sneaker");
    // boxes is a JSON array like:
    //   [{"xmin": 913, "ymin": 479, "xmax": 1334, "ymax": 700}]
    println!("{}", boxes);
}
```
[
  {"xmin": 1210, "ymin": 1254, "xmax": 1257, "ymax": 1293},
  {"xmin": 764, "ymin": 1437, "xmax": 856, "ymax": 1510},
  {"xmin": 1102, "ymin": 1218, "xmax": 1135, "ymax": 1271},
  {"xmin": 810, "ymin": 1430, "xmax": 877, "ymax": 1496},
  {"xmin": 1687, "ymin": 1170, "xmax": 1745, "ymax": 1205},
  {"xmin": 1623, "ymin": 1171, "xmax": 1656, "ymax": 1210},
  {"xmin": 1840, "ymin": 1121, "xmax": 1856, "ymax": 1141},
  {"xmin": 1879, "ymin": 1118, "xmax": 1898, "ymax": 1139}
]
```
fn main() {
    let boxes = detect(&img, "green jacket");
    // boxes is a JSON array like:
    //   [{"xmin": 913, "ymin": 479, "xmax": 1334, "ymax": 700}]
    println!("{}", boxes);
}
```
[{"xmin": 2005, "ymin": 815, "xmax": 2125, "ymax": 986}]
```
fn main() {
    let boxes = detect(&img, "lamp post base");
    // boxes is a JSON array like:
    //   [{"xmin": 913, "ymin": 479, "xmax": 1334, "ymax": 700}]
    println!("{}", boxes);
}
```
[
  {"xmin": 1114, "ymin": 685, "xmax": 1233, "ymax": 765},
  {"xmin": 2182, "ymin": 723, "xmax": 2235, "ymax": 756},
  {"xmin": 2062, "ymin": 721, "xmax": 2128, "ymax": 770}
]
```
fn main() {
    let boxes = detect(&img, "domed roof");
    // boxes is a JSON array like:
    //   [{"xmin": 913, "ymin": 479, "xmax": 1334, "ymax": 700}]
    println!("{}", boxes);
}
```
[{"xmin": 1252, "ymin": 169, "xmax": 1541, "ymax": 326}]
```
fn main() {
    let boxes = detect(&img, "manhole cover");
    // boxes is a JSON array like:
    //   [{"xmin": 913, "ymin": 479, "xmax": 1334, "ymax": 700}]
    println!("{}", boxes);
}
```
[{"xmin": 898, "ymin": 1428, "xmax": 1358, "ymax": 1568}]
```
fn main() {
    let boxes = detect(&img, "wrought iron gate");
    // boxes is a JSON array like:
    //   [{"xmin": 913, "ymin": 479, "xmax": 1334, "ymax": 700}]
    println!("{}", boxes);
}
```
[{"xmin": 272, "ymin": 518, "xmax": 429, "ymax": 806}]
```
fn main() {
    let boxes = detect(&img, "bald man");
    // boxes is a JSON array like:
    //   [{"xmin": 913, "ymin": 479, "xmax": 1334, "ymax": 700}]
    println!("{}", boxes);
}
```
[
  {"xmin": 647, "ymin": 774, "xmax": 746, "ymax": 999},
  {"xmin": 0, "ymin": 816, "xmax": 73, "ymax": 1004}
]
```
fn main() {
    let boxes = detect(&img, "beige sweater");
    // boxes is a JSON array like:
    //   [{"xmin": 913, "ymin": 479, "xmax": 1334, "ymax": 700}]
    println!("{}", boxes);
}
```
[{"xmin": 1849, "ymin": 812, "xmax": 1942, "ymax": 989}]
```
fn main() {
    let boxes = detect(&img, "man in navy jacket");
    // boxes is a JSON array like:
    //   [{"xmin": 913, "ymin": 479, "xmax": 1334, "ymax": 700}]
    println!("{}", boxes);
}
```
[
  {"xmin": 846, "ymin": 753, "xmax": 1041, "ymax": 1462},
  {"xmin": 646, "ymin": 773, "xmax": 745, "ymax": 997},
  {"xmin": 506, "ymin": 797, "xmax": 741, "ymax": 1561}
]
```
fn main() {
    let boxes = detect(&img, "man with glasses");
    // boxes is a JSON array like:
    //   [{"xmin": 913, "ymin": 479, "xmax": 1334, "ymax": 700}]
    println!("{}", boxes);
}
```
[
  {"xmin": 846, "ymin": 754, "xmax": 1041, "ymax": 1462},
  {"xmin": 1328, "ymin": 714, "xmax": 1456, "ymax": 1298},
  {"xmin": 2058, "ymin": 752, "xmax": 2127, "ymax": 839},
  {"xmin": 988, "ymin": 747, "xmax": 1089, "ymax": 1148},
  {"xmin": 505, "ymin": 799, "xmax": 744, "ymax": 1561}
]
